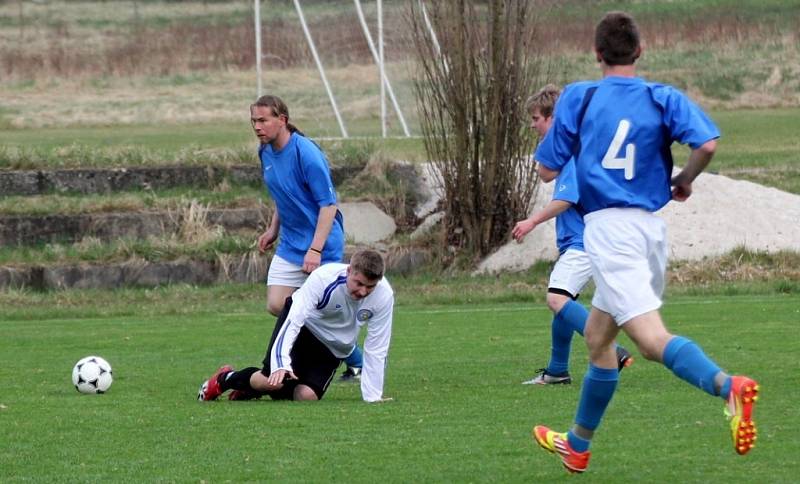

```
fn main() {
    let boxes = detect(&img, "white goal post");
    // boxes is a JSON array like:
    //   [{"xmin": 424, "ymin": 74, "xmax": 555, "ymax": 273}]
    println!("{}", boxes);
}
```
[{"xmin": 252, "ymin": 0, "xmax": 415, "ymax": 138}]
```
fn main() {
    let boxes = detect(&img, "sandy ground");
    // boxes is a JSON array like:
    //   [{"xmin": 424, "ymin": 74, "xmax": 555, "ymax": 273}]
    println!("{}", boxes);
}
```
[{"xmin": 432, "ymin": 169, "xmax": 800, "ymax": 273}]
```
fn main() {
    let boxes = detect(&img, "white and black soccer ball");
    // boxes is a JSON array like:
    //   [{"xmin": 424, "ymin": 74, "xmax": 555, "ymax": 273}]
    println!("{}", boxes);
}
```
[{"xmin": 72, "ymin": 356, "xmax": 113, "ymax": 394}]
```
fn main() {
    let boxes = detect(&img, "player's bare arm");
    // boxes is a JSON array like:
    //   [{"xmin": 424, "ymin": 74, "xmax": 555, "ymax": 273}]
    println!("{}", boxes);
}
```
[
  {"xmin": 302, "ymin": 204, "xmax": 338, "ymax": 273},
  {"xmin": 258, "ymin": 212, "xmax": 281, "ymax": 252},
  {"xmin": 671, "ymin": 139, "xmax": 717, "ymax": 202},
  {"xmin": 512, "ymin": 199, "xmax": 572, "ymax": 242}
]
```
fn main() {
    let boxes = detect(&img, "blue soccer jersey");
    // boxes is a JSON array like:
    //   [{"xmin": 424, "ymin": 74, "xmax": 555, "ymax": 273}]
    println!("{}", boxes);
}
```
[
  {"xmin": 551, "ymin": 158, "xmax": 585, "ymax": 254},
  {"xmin": 259, "ymin": 133, "xmax": 345, "ymax": 266},
  {"xmin": 536, "ymin": 76, "xmax": 720, "ymax": 213}
]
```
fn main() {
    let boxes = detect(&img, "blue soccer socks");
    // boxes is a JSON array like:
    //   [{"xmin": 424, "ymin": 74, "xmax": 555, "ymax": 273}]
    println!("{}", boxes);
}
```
[
  {"xmin": 574, "ymin": 364, "xmax": 619, "ymax": 439},
  {"xmin": 547, "ymin": 300, "xmax": 588, "ymax": 374},
  {"xmin": 344, "ymin": 345, "xmax": 364, "ymax": 369},
  {"xmin": 663, "ymin": 336, "xmax": 722, "ymax": 397},
  {"xmin": 720, "ymin": 376, "xmax": 732, "ymax": 400},
  {"xmin": 566, "ymin": 430, "xmax": 592, "ymax": 453},
  {"xmin": 560, "ymin": 299, "xmax": 588, "ymax": 337}
]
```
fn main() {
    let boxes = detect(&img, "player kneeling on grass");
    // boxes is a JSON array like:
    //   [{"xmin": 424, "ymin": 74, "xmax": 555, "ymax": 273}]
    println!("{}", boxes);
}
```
[{"xmin": 198, "ymin": 249, "xmax": 394, "ymax": 403}]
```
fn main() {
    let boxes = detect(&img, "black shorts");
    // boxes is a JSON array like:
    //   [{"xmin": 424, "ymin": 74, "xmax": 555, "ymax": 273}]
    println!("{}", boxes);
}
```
[
  {"xmin": 261, "ymin": 297, "xmax": 341, "ymax": 400},
  {"xmin": 547, "ymin": 287, "xmax": 579, "ymax": 300}
]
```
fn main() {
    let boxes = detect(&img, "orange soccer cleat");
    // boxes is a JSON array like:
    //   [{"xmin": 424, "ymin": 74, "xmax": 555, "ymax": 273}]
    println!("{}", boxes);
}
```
[
  {"xmin": 532, "ymin": 425, "xmax": 591, "ymax": 474},
  {"xmin": 725, "ymin": 376, "xmax": 760, "ymax": 455}
]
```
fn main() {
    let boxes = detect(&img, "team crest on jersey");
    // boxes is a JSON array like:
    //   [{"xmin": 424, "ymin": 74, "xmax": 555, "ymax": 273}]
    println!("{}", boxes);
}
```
[{"xmin": 357, "ymin": 309, "xmax": 373, "ymax": 321}]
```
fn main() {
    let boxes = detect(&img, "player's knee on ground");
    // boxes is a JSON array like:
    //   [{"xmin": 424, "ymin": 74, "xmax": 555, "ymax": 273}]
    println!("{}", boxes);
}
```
[
  {"xmin": 293, "ymin": 385, "xmax": 319, "ymax": 401},
  {"xmin": 266, "ymin": 298, "xmax": 284, "ymax": 317}
]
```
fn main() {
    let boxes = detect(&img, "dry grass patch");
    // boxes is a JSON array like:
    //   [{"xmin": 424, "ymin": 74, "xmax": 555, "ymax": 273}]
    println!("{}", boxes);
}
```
[
  {"xmin": 338, "ymin": 152, "xmax": 419, "ymax": 230},
  {"xmin": 670, "ymin": 247, "xmax": 800, "ymax": 285},
  {"xmin": 217, "ymin": 251, "xmax": 263, "ymax": 284},
  {"xmin": 0, "ymin": 64, "xmax": 411, "ymax": 129},
  {"xmin": 173, "ymin": 200, "xmax": 223, "ymax": 245},
  {"xmin": 1, "ymin": 71, "xmax": 255, "ymax": 128}
]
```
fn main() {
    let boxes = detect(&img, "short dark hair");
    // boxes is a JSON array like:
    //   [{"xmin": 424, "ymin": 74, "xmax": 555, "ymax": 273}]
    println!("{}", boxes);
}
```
[
  {"xmin": 525, "ymin": 84, "xmax": 561, "ymax": 118},
  {"xmin": 594, "ymin": 11, "xmax": 641, "ymax": 66},
  {"xmin": 349, "ymin": 250, "xmax": 385, "ymax": 281}
]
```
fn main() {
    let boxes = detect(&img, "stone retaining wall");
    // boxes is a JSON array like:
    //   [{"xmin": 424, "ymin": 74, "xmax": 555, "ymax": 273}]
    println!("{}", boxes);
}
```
[
  {"xmin": 0, "ymin": 207, "xmax": 269, "ymax": 246},
  {"xmin": 0, "ymin": 161, "xmax": 433, "ymax": 290},
  {"xmin": 0, "ymin": 258, "xmax": 265, "ymax": 291},
  {"xmin": 0, "ymin": 163, "xmax": 363, "ymax": 196},
  {"xmin": 0, "ymin": 247, "xmax": 431, "ymax": 290}
]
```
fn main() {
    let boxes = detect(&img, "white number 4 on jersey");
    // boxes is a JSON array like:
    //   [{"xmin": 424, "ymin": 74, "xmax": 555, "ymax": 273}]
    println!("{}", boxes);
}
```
[{"xmin": 602, "ymin": 119, "xmax": 635, "ymax": 180}]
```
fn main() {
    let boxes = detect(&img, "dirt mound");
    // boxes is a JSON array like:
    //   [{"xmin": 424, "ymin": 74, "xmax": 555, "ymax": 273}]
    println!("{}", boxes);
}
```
[{"xmin": 477, "ymin": 171, "xmax": 800, "ymax": 273}]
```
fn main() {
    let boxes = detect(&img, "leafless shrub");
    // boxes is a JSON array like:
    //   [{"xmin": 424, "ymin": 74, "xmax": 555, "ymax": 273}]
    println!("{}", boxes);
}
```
[{"xmin": 408, "ymin": 0, "xmax": 552, "ymax": 258}]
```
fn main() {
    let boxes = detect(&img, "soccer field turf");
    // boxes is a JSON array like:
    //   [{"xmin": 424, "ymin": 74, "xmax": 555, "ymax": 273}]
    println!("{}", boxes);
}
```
[{"xmin": 1, "ymin": 294, "xmax": 797, "ymax": 481}]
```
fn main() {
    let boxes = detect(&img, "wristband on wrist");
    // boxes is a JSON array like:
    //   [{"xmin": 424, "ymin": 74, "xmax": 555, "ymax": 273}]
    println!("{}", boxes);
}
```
[{"xmin": 308, "ymin": 247, "xmax": 322, "ymax": 254}]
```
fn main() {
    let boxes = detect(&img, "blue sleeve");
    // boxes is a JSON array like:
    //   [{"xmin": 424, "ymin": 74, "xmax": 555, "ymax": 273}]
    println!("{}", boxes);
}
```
[
  {"xmin": 651, "ymin": 85, "xmax": 720, "ymax": 148},
  {"xmin": 297, "ymin": 138, "xmax": 338, "ymax": 206},
  {"xmin": 551, "ymin": 158, "xmax": 579, "ymax": 204},
  {"xmin": 534, "ymin": 83, "xmax": 586, "ymax": 171}
]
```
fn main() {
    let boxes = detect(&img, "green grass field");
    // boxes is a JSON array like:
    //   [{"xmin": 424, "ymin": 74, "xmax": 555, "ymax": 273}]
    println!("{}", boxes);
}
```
[
  {"xmin": 1, "ymin": 2, "xmax": 799, "ymax": 478},
  {"xmin": 1, "ymin": 292, "xmax": 797, "ymax": 481}
]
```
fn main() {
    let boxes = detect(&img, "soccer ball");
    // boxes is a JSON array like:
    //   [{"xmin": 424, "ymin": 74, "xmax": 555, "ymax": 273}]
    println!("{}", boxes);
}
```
[{"xmin": 72, "ymin": 356, "xmax": 113, "ymax": 394}]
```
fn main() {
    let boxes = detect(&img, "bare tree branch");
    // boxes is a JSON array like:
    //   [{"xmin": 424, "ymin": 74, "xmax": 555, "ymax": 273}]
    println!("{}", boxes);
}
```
[{"xmin": 408, "ymin": 0, "xmax": 554, "ymax": 258}]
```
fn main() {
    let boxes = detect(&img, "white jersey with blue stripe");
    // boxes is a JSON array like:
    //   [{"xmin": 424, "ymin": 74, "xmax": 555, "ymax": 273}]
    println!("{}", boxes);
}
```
[
  {"xmin": 269, "ymin": 263, "xmax": 394, "ymax": 402},
  {"xmin": 536, "ymin": 76, "xmax": 720, "ymax": 213}
]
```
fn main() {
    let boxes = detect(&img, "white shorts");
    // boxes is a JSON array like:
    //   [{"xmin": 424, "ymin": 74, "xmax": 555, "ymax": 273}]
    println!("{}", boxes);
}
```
[
  {"xmin": 266, "ymin": 254, "xmax": 309, "ymax": 288},
  {"xmin": 548, "ymin": 248, "xmax": 593, "ymax": 298},
  {"xmin": 584, "ymin": 208, "xmax": 667, "ymax": 325}
]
